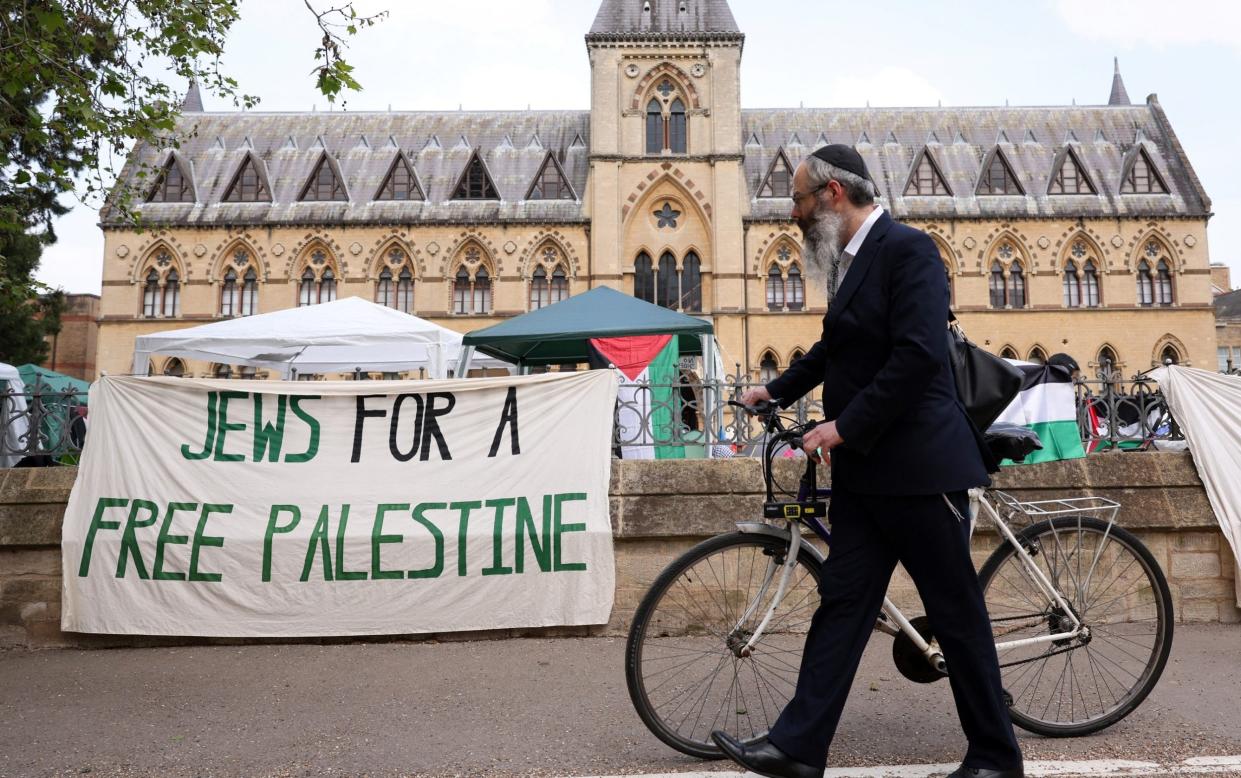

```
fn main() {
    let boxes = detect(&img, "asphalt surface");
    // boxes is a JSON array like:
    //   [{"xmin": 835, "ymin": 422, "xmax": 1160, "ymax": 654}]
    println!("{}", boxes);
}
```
[{"xmin": 1, "ymin": 625, "xmax": 1239, "ymax": 778}]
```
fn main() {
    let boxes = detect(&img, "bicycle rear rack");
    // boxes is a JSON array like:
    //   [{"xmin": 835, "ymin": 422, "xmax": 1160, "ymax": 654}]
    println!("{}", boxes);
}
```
[{"xmin": 990, "ymin": 490, "xmax": 1121, "ymax": 525}]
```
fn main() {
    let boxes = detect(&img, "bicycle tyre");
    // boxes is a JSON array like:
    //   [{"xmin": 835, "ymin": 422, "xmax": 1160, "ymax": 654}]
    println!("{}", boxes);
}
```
[
  {"xmin": 978, "ymin": 515, "xmax": 1173, "ymax": 737},
  {"xmin": 625, "ymin": 531, "xmax": 822, "ymax": 759}
]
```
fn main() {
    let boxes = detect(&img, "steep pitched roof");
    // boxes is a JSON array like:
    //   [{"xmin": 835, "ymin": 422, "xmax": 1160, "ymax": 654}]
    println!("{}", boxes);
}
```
[
  {"xmin": 742, "ymin": 99, "xmax": 1209, "ymax": 221},
  {"xmin": 1215, "ymin": 288, "xmax": 1241, "ymax": 320},
  {"xmin": 111, "ymin": 110, "xmax": 590, "ymax": 226},
  {"xmin": 588, "ymin": 0, "xmax": 742, "ymax": 39}
]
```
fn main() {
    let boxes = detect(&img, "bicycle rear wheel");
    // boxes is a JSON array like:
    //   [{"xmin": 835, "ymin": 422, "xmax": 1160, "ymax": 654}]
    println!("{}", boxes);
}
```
[
  {"xmin": 625, "ymin": 531, "xmax": 822, "ymax": 758},
  {"xmin": 978, "ymin": 515, "xmax": 1173, "ymax": 736}
]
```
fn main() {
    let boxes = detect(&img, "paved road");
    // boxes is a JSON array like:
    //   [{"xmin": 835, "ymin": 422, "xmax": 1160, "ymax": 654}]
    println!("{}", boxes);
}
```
[{"xmin": 1, "ymin": 625, "xmax": 1239, "ymax": 778}]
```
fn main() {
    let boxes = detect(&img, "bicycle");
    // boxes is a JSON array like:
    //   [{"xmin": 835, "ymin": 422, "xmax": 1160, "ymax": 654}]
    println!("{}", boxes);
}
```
[{"xmin": 624, "ymin": 401, "xmax": 1175, "ymax": 759}]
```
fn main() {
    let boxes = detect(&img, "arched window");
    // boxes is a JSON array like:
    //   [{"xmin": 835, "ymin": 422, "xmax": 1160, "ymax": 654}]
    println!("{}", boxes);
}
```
[
  {"xmin": 790, "ymin": 349, "xmax": 805, "ymax": 363},
  {"xmin": 1098, "ymin": 346, "xmax": 1119, "ymax": 372},
  {"xmin": 646, "ymin": 99, "xmax": 663, "ymax": 155},
  {"xmin": 376, "ymin": 267, "xmax": 394, "ymax": 308},
  {"xmin": 634, "ymin": 252, "xmax": 654, "ymax": 303},
  {"xmin": 1063, "ymin": 260, "xmax": 1081, "ymax": 308},
  {"xmin": 1028, "ymin": 347, "xmax": 1047, "ymax": 365},
  {"xmin": 1160, "ymin": 344, "xmax": 1180, "ymax": 365},
  {"xmin": 299, "ymin": 267, "xmax": 316, "ymax": 307},
  {"xmin": 786, "ymin": 265, "xmax": 804, "ymax": 311},
  {"xmin": 680, "ymin": 251, "xmax": 701, "ymax": 311},
  {"xmin": 999, "ymin": 346, "xmax": 1018, "ymax": 360},
  {"xmin": 989, "ymin": 261, "xmax": 1006, "ymax": 308},
  {"xmin": 453, "ymin": 263, "xmax": 492, "ymax": 315},
  {"xmin": 766, "ymin": 265, "xmax": 784, "ymax": 311},
  {"xmin": 320, "ymin": 268, "xmax": 336, "ymax": 303},
  {"xmin": 143, "ymin": 269, "xmax": 160, "ymax": 317},
  {"xmin": 472, "ymin": 266, "xmax": 491, "ymax": 314},
  {"xmin": 1136, "ymin": 260, "xmax": 1154, "ymax": 306},
  {"xmin": 669, "ymin": 98, "xmax": 687, "ymax": 154},
  {"xmin": 1082, "ymin": 260, "xmax": 1100, "ymax": 307},
  {"xmin": 1008, "ymin": 262, "xmax": 1026, "ymax": 308},
  {"xmin": 162, "ymin": 269, "xmax": 180, "ymax": 317},
  {"xmin": 550, "ymin": 266, "xmax": 568, "ymax": 304},
  {"xmin": 396, "ymin": 266, "xmax": 414, "ymax": 314},
  {"xmin": 221, "ymin": 268, "xmax": 239, "ymax": 316},
  {"xmin": 645, "ymin": 82, "xmax": 688, "ymax": 155},
  {"xmin": 239, "ymin": 365, "xmax": 258, "ymax": 380},
  {"xmin": 214, "ymin": 363, "xmax": 232, "ymax": 379},
  {"xmin": 1155, "ymin": 260, "xmax": 1173, "ymax": 305},
  {"xmin": 759, "ymin": 352, "xmax": 779, "ymax": 384},
  {"xmin": 240, "ymin": 269, "xmax": 258, "ymax": 316},
  {"xmin": 162, "ymin": 358, "xmax": 185, "ymax": 377},
  {"xmin": 657, "ymin": 251, "xmax": 678, "ymax": 309},
  {"xmin": 530, "ymin": 265, "xmax": 549, "ymax": 310},
  {"xmin": 453, "ymin": 266, "xmax": 471, "ymax": 314}
]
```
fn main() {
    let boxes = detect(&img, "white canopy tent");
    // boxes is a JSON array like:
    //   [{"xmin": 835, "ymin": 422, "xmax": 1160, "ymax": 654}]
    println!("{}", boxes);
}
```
[
  {"xmin": 0, "ymin": 362, "xmax": 30, "ymax": 468},
  {"xmin": 131, "ymin": 297, "xmax": 511, "ymax": 379}
]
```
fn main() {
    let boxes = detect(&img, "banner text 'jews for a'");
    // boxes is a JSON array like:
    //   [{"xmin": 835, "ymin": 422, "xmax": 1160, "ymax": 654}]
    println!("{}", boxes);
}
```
[{"xmin": 61, "ymin": 372, "xmax": 618, "ymax": 636}]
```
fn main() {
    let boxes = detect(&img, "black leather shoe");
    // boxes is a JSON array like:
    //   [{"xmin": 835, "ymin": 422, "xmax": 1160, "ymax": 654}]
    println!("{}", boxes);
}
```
[
  {"xmin": 710, "ymin": 731, "xmax": 823, "ymax": 778},
  {"xmin": 946, "ymin": 765, "xmax": 1025, "ymax": 778}
]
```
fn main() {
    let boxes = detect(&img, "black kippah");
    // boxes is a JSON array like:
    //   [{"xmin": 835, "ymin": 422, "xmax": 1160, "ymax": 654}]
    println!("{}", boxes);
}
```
[{"xmin": 810, "ymin": 144, "xmax": 873, "ymax": 183}]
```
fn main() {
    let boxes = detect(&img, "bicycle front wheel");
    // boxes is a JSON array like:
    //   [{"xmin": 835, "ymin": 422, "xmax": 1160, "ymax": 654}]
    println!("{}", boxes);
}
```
[
  {"xmin": 979, "ymin": 515, "xmax": 1174, "ymax": 737},
  {"xmin": 625, "ymin": 531, "xmax": 822, "ymax": 758}
]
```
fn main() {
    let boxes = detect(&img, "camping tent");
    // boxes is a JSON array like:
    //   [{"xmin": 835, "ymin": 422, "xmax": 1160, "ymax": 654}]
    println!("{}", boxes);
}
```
[
  {"xmin": 459, "ymin": 286, "xmax": 714, "ymax": 369},
  {"xmin": 131, "ymin": 297, "xmax": 509, "ymax": 379}
]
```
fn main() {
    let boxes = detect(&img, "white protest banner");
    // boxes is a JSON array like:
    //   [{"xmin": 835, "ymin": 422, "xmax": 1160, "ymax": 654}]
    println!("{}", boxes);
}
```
[{"xmin": 62, "ymin": 371, "xmax": 619, "ymax": 637}]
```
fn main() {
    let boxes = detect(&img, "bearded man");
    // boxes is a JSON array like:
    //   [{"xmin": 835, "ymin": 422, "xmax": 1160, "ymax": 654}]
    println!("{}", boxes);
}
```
[{"xmin": 716, "ymin": 145, "xmax": 1025, "ymax": 778}]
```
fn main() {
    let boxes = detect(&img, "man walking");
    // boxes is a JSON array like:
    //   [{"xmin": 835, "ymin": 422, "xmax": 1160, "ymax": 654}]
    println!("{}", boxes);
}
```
[{"xmin": 714, "ymin": 145, "xmax": 1024, "ymax": 778}]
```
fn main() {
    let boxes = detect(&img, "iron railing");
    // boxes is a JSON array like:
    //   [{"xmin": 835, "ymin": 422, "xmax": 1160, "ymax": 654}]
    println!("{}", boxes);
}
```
[
  {"xmin": 0, "ymin": 361, "xmax": 1218, "ymax": 465},
  {"xmin": 0, "ymin": 380, "xmax": 88, "ymax": 465},
  {"xmin": 610, "ymin": 360, "xmax": 1191, "ymax": 455}
]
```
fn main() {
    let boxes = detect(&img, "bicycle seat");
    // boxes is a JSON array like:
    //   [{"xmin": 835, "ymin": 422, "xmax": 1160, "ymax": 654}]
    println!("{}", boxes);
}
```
[{"xmin": 985, "ymin": 422, "xmax": 1043, "ymax": 463}]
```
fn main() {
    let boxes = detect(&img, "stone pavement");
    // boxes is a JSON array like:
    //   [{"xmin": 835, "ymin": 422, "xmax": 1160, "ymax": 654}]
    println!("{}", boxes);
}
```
[{"xmin": 1, "ymin": 625, "xmax": 1239, "ymax": 778}]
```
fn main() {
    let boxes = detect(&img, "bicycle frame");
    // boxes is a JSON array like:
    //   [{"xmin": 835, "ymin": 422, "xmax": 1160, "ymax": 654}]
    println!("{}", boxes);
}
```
[{"xmin": 733, "ymin": 486, "xmax": 1112, "ymax": 668}]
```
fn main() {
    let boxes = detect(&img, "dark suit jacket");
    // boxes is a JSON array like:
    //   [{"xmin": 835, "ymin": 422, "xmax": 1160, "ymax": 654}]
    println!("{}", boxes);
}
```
[{"xmin": 766, "ymin": 211, "xmax": 992, "ymax": 495}]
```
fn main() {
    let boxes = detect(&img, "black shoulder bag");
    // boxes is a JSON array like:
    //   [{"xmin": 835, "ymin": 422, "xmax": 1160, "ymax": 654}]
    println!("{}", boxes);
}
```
[{"xmin": 946, "ymin": 313, "xmax": 1023, "ymax": 432}]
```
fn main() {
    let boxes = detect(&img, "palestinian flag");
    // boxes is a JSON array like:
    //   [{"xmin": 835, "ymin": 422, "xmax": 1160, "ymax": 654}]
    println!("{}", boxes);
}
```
[
  {"xmin": 588, "ymin": 335, "xmax": 683, "ymax": 460},
  {"xmin": 994, "ymin": 362, "xmax": 1086, "ymax": 465}
]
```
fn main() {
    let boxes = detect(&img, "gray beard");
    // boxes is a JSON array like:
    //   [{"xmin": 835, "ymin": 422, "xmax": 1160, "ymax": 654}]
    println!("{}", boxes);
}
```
[{"xmin": 801, "ymin": 209, "xmax": 846, "ymax": 293}]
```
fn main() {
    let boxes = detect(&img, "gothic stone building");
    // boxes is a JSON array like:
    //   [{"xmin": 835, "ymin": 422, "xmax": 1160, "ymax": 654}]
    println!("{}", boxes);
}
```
[{"xmin": 97, "ymin": 0, "xmax": 1216, "ymax": 382}]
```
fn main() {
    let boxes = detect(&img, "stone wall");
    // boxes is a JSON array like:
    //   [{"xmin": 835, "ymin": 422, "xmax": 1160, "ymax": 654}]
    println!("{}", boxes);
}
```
[{"xmin": 1, "ymin": 453, "xmax": 1237, "ymax": 647}]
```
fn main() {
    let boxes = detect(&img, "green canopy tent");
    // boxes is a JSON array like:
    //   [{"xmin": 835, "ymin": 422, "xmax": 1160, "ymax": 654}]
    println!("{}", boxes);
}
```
[
  {"xmin": 460, "ymin": 285, "xmax": 713, "ymax": 369},
  {"xmin": 460, "ymin": 286, "xmax": 723, "ymax": 459},
  {"xmin": 17, "ymin": 364, "xmax": 89, "ymax": 403}
]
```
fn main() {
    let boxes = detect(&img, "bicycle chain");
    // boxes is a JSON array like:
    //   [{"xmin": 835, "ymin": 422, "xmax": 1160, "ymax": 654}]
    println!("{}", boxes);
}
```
[{"xmin": 989, "ymin": 612, "xmax": 1087, "ymax": 669}]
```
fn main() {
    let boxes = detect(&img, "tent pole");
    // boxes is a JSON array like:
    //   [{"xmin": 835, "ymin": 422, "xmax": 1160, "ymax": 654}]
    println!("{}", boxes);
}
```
[{"xmin": 455, "ymin": 346, "xmax": 474, "ymax": 379}]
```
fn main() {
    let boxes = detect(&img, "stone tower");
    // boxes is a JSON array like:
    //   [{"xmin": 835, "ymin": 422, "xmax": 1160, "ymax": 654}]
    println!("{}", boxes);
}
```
[{"xmin": 584, "ymin": 0, "xmax": 748, "ymax": 350}]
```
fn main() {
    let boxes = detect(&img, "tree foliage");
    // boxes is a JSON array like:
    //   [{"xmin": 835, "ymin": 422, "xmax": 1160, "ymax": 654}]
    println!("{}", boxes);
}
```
[
  {"xmin": 0, "ymin": 232, "xmax": 62, "ymax": 365},
  {"xmin": 0, "ymin": 0, "xmax": 385, "ymax": 239},
  {"xmin": 0, "ymin": 1, "xmax": 383, "ymax": 358}
]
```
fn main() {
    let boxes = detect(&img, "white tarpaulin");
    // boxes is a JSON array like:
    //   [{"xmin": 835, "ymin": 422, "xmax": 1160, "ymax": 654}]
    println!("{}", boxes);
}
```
[
  {"xmin": 62, "ymin": 371, "xmax": 619, "ymax": 636},
  {"xmin": 1150, "ymin": 365, "xmax": 1241, "ymax": 605},
  {"xmin": 0, "ymin": 362, "xmax": 30, "ymax": 468},
  {"xmin": 131, "ymin": 297, "xmax": 510, "ymax": 378}
]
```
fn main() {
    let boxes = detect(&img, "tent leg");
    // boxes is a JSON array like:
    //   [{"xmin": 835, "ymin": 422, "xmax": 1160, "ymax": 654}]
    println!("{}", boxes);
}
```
[{"xmin": 455, "ymin": 346, "xmax": 475, "ymax": 379}]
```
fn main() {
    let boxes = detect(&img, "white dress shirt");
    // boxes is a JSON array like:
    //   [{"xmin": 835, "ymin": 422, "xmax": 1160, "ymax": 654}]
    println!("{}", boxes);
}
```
[{"xmin": 834, "ymin": 205, "xmax": 885, "ymax": 292}]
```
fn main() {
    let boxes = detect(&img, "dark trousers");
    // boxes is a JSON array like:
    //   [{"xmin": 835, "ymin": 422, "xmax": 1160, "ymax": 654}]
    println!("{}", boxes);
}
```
[{"xmin": 767, "ymin": 489, "xmax": 1023, "ymax": 771}]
